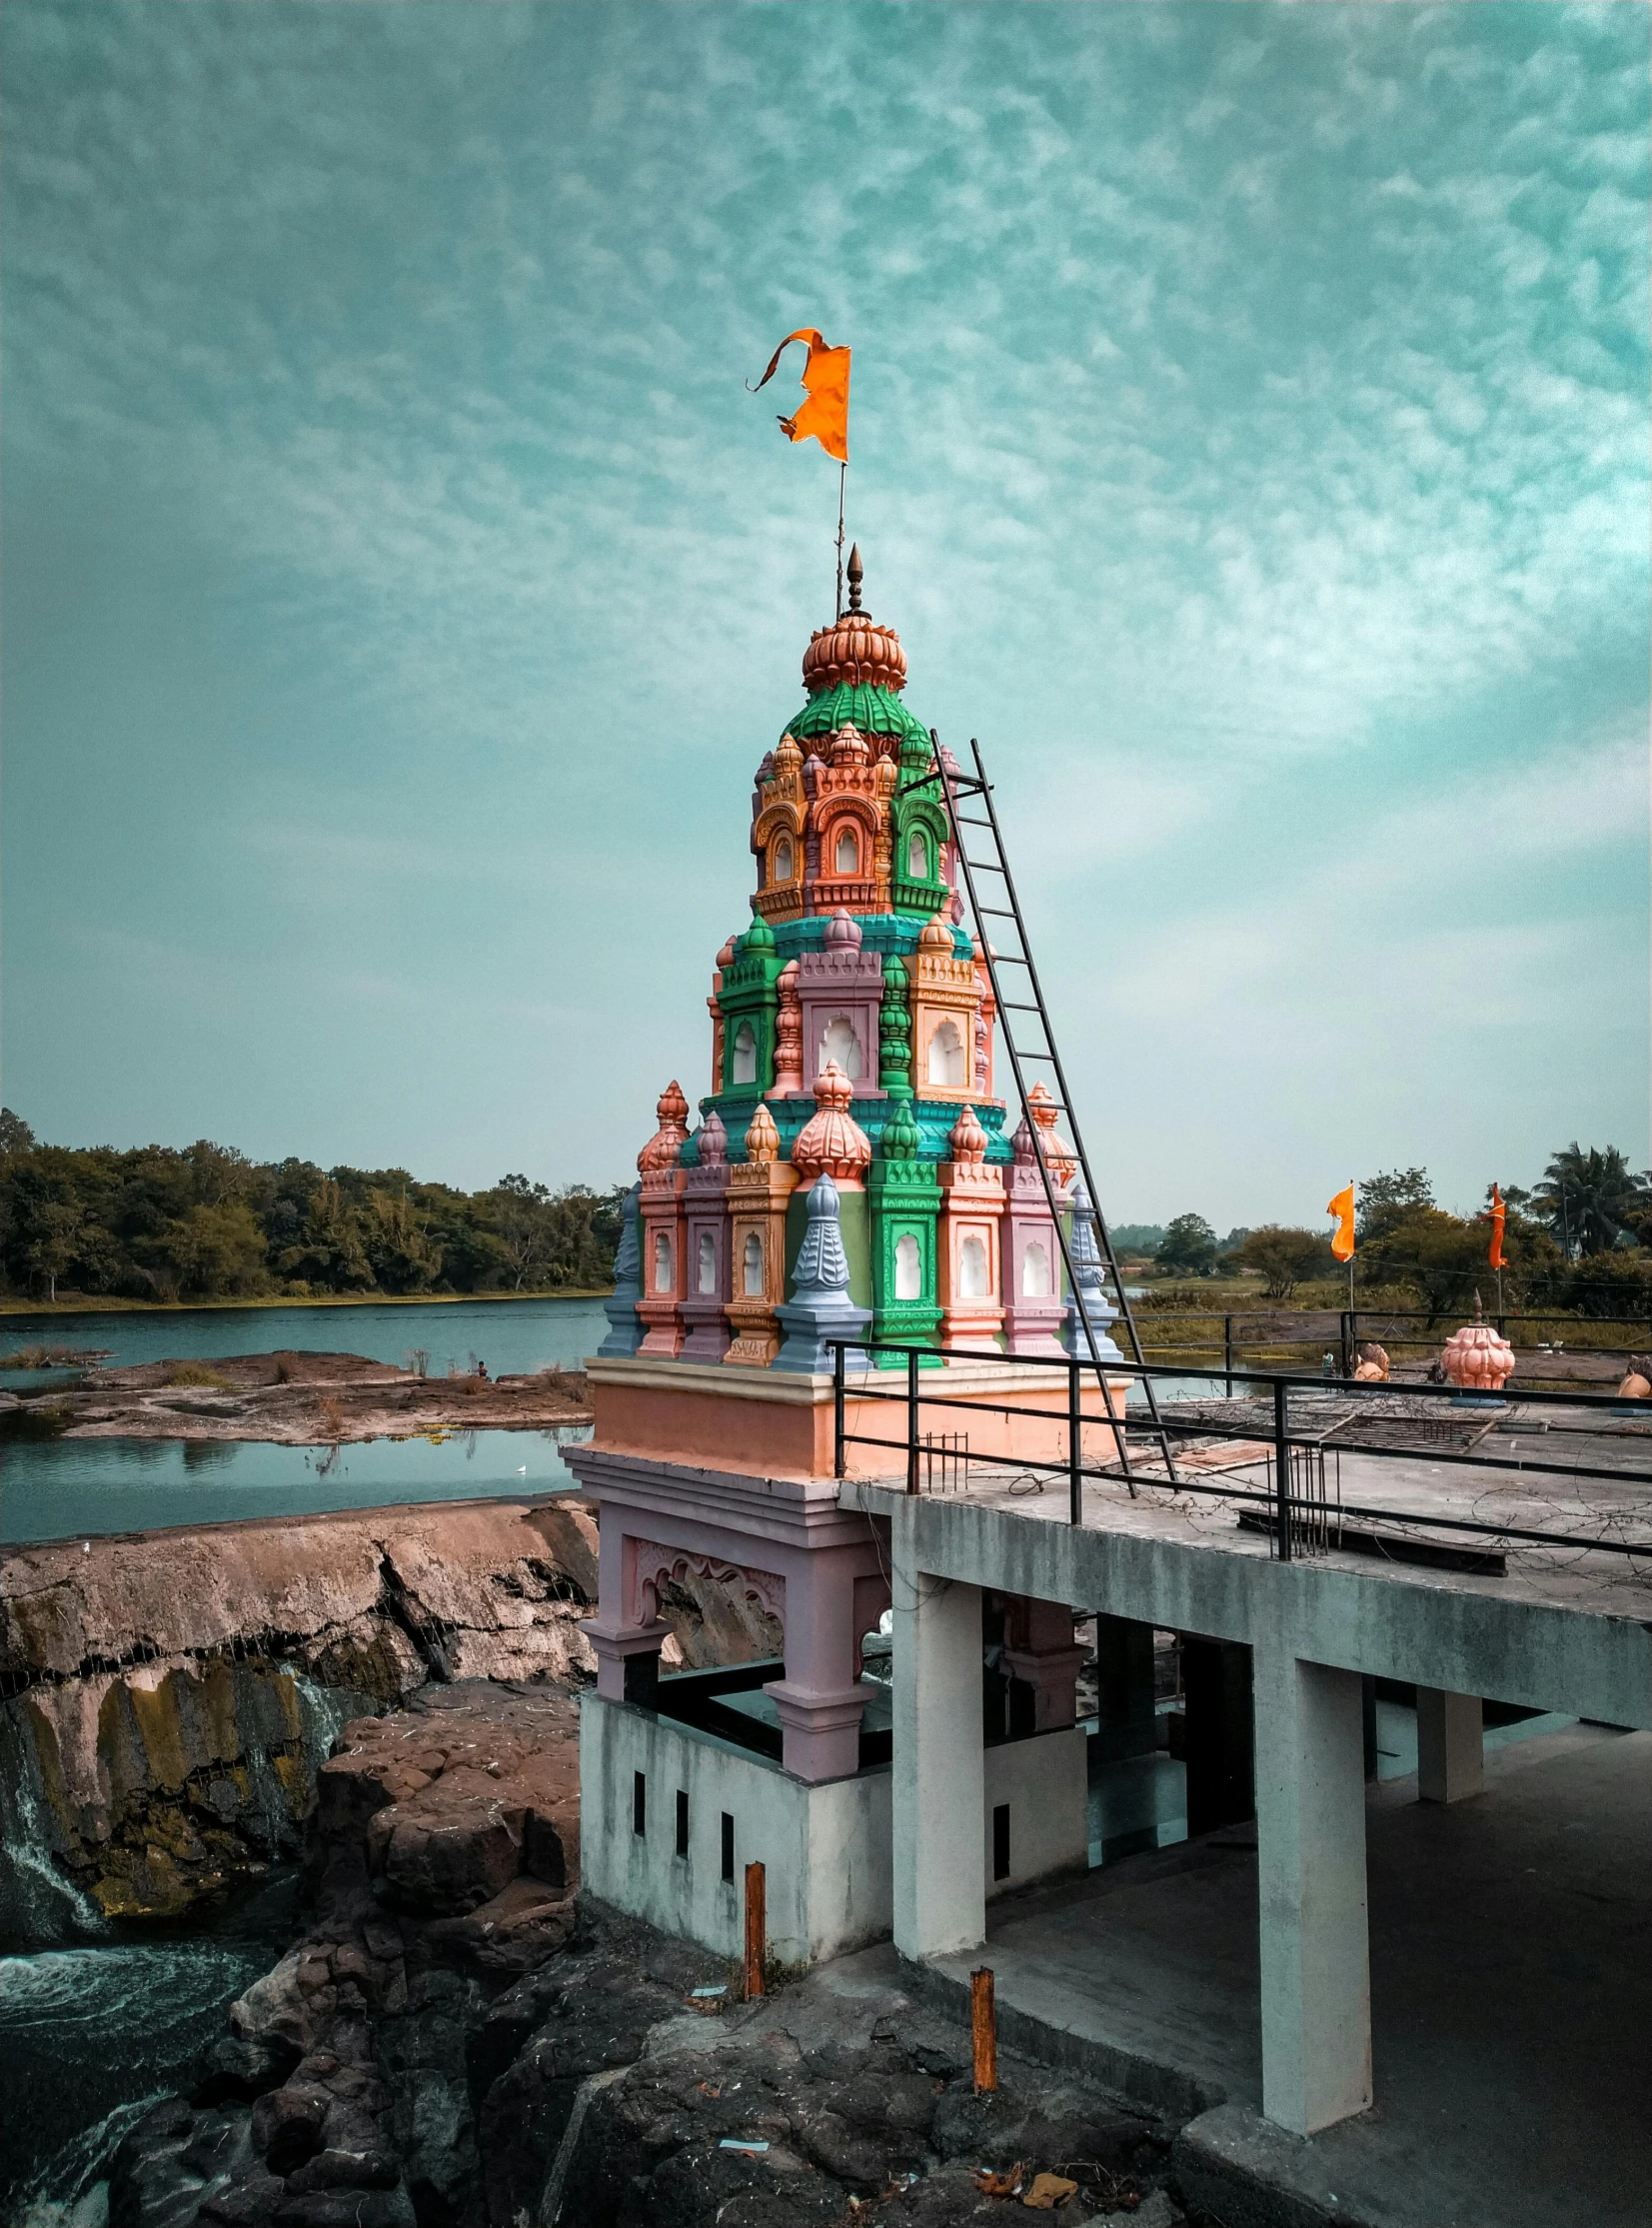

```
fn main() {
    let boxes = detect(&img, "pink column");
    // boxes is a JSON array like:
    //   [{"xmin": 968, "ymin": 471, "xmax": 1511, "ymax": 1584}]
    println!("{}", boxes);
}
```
[
  {"xmin": 999, "ymin": 1595, "xmax": 1086, "ymax": 1730},
  {"xmin": 580, "ymin": 1520, "xmax": 672, "ymax": 1701},
  {"xmin": 636, "ymin": 1082, "xmax": 690, "ymax": 1358},
  {"xmin": 764, "ymin": 1549, "xmax": 874, "ymax": 1782}
]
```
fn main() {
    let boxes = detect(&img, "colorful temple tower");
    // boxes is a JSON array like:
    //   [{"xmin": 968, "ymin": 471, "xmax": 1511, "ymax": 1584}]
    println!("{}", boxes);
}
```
[{"xmin": 570, "ymin": 552, "xmax": 1116, "ymax": 1966}]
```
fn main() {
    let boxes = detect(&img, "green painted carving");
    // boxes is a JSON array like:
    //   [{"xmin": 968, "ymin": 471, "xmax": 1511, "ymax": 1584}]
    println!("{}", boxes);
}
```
[
  {"xmin": 888, "ymin": 728, "xmax": 950, "ymax": 917},
  {"xmin": 868, "ymin": 1108, "xmax": 942, "ymax": 1364},
  {"xmin": 714, "ymin": 909, "xmax": 783, "ymax": 1108},
  {"xmin": 878, "ymin": 955, "xmax": 914, "ymax": 1098},
  {"xmin": 784, "ymin": 681, "xmax": 932, "ymax": 752}
]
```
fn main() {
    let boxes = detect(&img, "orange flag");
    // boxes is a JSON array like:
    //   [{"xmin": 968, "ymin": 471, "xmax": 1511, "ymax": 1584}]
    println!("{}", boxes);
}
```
[
  {"xmin": 1326, "ymin": 1181, "xmax": 1355, "ymax": 1263},
  {"xmin": 1488, "ymin": 1183, "xmax": 1506, "ymax": 1270},
  {"xmin": 750, "ymin": 329, "xmax": 849, "ymax": 463}
]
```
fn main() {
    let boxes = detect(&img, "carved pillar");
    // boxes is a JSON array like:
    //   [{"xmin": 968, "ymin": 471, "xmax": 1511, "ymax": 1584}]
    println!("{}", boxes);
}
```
[
  {"xmin": 680, "ymin": 1112, "xmax": 732, "ymax": 1363},
  {"xmin": 1002, "ymin": 1112, "xmax": 1067, "ymax": 1357},
  {"xmin": 769, "ymin": 960, "xmax": 804, "ymax": 1098},
  {"xmin": 725, "ymin": 1104, "xmax": 799, "ymax": 1365},
  {"xmin": 636, "ymin": 1083, "xmax": 690, "ymax": 1358},
  {"xmin": 936, "ymin": 1105, "xmax": 1005, "ymax": 1353}
]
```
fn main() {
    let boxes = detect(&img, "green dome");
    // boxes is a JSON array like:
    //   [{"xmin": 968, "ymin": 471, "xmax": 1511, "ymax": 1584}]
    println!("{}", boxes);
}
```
[{"xmin": 784, "ymin": 682, "xmax": 931, "ymax": 753}]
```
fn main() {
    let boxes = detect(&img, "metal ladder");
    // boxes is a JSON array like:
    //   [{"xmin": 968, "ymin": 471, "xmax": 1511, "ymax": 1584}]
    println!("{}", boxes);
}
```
[{"xmin": 916, "ymin": 732, "xmax": 1179, "ymax": 1490}]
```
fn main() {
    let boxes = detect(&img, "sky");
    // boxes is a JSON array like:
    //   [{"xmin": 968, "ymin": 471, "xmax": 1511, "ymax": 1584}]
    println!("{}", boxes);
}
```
[{"xmin": 3, "ymin": 0, "xmax": 1647, "ymax": 1230}]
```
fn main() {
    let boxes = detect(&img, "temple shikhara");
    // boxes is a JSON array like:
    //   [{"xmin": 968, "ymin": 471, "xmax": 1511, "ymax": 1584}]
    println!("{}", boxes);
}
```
[{"xmin": 568, "ymin": 550, "xmax": 1120, "ymax": 1966}]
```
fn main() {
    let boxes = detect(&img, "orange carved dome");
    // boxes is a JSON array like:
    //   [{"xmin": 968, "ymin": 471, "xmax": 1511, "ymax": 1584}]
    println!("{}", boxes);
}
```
[
  {"xmin": 792, "ymin": 1061, "xmax": 872, "ymax": 1181},
  {"xmin": 803, "ymin": 617, "xmax": 907, "ymax": 697}
]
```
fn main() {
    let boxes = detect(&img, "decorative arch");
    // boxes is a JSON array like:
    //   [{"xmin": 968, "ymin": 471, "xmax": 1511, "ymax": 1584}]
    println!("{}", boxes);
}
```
[{"xmin": 632, "ymin": 1544, "xmax": 787, "ymax": 1631}]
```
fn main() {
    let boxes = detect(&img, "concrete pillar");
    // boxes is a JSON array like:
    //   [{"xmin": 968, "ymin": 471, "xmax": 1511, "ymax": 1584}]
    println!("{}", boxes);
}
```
[
  {"xmin": 579, "ymin": 1518, "xmax": 672, "ymax": 1702},
  {"xmin": 1182, "ymin": 1636, "xmax": 1254, "ymax": 1835},
  {"xmin": 1416, "ymin": 1687, "xmax": 1483, "ymax": 1804},
  {"xmin": 1253, "ymin": 1646, "xmax": 1372, "ymax": 2135},
  {"xmin": 892, "ymin": 1534, "xmax": 984, "ymax": 1960},
  {"xmin": 1095, "ymin": 1614, "xmax": 1157, "ymax": 1762}
]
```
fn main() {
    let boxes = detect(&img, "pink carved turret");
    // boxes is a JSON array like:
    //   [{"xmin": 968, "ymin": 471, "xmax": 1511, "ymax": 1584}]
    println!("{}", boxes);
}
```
[
  {"xmin": 636, "ymin": 1081, "xmax": 690, "ymax": 1358},
  {"xmin": 937, "ymin": 1103, "xmax": 1004, "ymax": 1352}
]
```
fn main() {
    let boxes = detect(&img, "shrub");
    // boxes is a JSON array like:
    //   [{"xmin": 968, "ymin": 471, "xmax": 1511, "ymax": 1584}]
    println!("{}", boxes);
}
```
[{"xmin": 161, "ymin": 1361, "xmax": 235, "ymax": 1390}]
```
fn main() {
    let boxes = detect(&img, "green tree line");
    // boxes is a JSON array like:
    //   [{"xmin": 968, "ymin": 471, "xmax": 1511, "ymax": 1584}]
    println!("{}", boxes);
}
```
[
  {"xmin": 0, "ymin": 1110, "xmax": 626, "ymax": 1304},
  {"xmin": 1142, "ymin": 1144, "xmax": 1652, "ymax": 1318}
]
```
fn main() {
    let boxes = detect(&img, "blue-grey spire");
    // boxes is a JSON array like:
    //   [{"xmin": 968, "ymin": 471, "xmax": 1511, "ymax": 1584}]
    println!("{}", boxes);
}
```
[
  {"xmin": 1065, "ymin": 1178, "xmax": 1123, "ymax": 1363},
  {"xmin": 597, "ymin": 1182, "xmax": 646, "ymax": 1357},
  {"xmin": 775, "ymin": 1173, "xmax": 871, "ymax": 1374}
]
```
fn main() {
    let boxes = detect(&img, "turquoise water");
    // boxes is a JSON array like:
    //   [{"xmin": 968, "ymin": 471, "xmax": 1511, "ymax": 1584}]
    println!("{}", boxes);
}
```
[
  {"xmin": 0, "ymin": 1426, "xmax": 591, "ymax": 1546},
  {"xmin": 0, "ymin": 1293, "xmax": 611, "ymax": 1384}
]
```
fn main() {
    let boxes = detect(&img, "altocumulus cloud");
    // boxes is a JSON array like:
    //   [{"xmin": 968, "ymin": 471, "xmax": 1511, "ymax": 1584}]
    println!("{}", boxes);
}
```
[{"xmin": 2, "ymin": 0, "xmax": 1645, "ymax": 1222}]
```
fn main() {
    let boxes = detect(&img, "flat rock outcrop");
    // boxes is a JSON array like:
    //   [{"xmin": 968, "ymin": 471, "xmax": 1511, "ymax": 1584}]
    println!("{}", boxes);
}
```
[
  {"xmin": 0, "ymin": 1501, "xmax": 598, "ymax": 1922},
  {"xmin": 21, "ymin": 1349, "xmax": 593, "ymax": 1445}
]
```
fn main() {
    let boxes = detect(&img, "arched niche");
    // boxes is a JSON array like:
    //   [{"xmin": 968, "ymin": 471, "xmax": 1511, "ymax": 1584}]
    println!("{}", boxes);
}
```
[
  {"xmin": 730, "ymin": 1022, "xmax": 758, "ymax": 1086},
  {"xmin": 653, "ymin": 1230, "xmax": 674, "ymax": 1293},
  {"xmin": 959, "ymin": 1232, "xmax": 989, "ymax": 1298},
  {"xmin": 697, "ymin": 1229, "xmax": 717, "ymax": 1295},
  {"xmin": 743, "ymin": 1230, "xmax": 766, "ymax": 1296},
  {"xmin": 1021, "ymin": 1237, "xmax": 1051, "ymax": 1296},
  {"xmin": 906, "ymin": 830, "xmax": 928, "ymax": 881},
  {"xmin": 821, "ymin": 1014, "xmax": 863, "ymax": 1081},
  {"xmin": 927, "ymin": 1017, "xmax": 965, "ymax": 1089},
  {"xmin": 893, "ymin": 1231, "xmax": 921, "ymax": 1301},
  {"xmin": 833, "ymin": 825, "xmax": 860, "ymax": 876}
]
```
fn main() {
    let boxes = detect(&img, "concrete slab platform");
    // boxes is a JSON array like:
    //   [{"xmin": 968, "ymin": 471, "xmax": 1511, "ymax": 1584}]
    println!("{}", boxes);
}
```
[{"xmin": 875, "ymin": 1724, "xmax": 1649, "ymax": 2227}]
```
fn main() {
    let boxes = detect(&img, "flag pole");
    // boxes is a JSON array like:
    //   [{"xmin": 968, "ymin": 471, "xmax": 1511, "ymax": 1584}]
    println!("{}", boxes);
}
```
[{"xmin": 834, "ymin": 460, "xmax": 847, "ymax": 618}]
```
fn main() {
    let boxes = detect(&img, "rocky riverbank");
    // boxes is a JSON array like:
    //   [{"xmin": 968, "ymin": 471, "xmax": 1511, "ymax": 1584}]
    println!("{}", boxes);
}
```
[
  {"xmin": 2, "ymin": 1349, "xmax": 594, "ymax": 1445},
  {"xmin": 85, "ymin": 1676, "xmax": 1185, "ymax": 2228},
  {"xmin": 0, "ymin": 1497, "xmax": 785, "ymax": 1932}
]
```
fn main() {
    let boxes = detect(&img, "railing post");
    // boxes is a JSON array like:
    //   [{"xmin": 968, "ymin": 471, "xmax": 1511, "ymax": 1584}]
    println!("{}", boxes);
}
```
[
  {"xmin": 970, "ymin": 1966, "xmax": 998, "ymax": 2093},
  {"xmin": 1068, "ymin": 1355, "xmax": 1082, "ymax": 1526},
  {"xmin": 1340, "ymin": 1309, "xmax": 1353, "ymax": 1378},
  {"xmin": 1273, "ymin": 1375, "xmax": 1293, "ymax": 1562},
  {"xmin": 1224, "ymin": 1313, "xmax": 1233, "ymax": 1394},
  {"xmin": 906, "ymin": 1347, "xmax": 920, "ymax": 1496},
  {"xmin": 832, "ymin": 1341, "xmax": 845, "ymax": 1480}
]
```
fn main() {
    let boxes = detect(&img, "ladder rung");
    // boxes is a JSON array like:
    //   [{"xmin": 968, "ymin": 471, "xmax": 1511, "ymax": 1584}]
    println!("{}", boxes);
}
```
[
  {"xmin": 992, "ymin": 955, "xmax": 1031, "ymax": 968},
  {"xmin": 954, "ymin": 815, "xmax": 994, "ymax": 829},
  {"xmin": 1013, "ymin": 1052, "xmax": 1057, "ymax": 1064},
  {"xmin": 977, "ymin": 907, "xmax": 1018, "ymax": 920},
  {"xmin": 999, "ymin": 1002, "xmax": 1044, "ymax": 1014},
  {"xmin": 957, "ymin": 858, "xmax": 1008, "ymax": 876}
]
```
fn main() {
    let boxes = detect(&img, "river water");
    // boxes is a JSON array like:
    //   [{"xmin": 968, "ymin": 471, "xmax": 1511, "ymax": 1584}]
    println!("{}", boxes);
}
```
[{"xmin": 0, "ymin": 1295, "xmax": 608, "ymax": 1546}]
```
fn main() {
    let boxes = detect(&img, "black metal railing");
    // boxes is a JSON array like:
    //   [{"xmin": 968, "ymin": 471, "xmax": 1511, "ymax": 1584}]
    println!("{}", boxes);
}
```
[
  {"xmin": 827, "ymin": 1337, "xmax": 1652, "ymax": 1568},
  {"xmin": 1123, "ymin": 1308, "xmax": 1652, "ymax": 1387}
]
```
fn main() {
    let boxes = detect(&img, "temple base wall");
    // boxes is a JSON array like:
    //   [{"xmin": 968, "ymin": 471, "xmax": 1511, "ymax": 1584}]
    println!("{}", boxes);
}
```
[
  {"xmin": 579, "ymin": 1693, "xmax": 892, "ymax": 1965},
  {"xmin": 585, "ymin": 1355, "xmax": 1133, "ymax": 1481}
]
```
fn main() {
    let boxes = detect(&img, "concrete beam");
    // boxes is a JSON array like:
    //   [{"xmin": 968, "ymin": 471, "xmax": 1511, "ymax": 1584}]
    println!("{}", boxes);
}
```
[
  {"xmin": 840, "ymin": 1488, "xmax": 1652, "ymax": 1731},
  {"xmin": 892, "ymin": 1516, "xmax": 984, "ymax": 1959},
  {"xmin": 1416, "ymin": 1687, "xmax": 1484, "ymax": 1804},
  {"xmin": 1254, "ymin": 1646, "xmax": 1372, "ymax": 2136}
]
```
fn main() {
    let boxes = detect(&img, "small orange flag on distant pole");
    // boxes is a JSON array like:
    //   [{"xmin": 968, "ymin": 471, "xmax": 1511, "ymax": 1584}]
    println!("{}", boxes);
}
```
[
  {"xmin": 1488, "ymin": 1183, "xmax": 1506, "ymax": 1270},
  {"xmin": 1327, "ymin": 1182, "xmax": 1356, "ymax": 1263},
  {"xmin": 750, "ymin": 329, "xmax": 850, "ymax": 462}
]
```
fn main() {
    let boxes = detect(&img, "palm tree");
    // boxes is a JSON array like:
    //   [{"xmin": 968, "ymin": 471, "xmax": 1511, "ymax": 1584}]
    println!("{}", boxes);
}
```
[{"xmin": 1533, "ymin": 1143, "xmax": 1648, "ymax": 1257}]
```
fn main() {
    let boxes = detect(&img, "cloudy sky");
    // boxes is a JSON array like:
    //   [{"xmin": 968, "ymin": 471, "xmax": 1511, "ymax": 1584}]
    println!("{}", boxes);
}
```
[{"xmin": 4, "ymin": 1, "xmax": 1647, "ymax": 1228}]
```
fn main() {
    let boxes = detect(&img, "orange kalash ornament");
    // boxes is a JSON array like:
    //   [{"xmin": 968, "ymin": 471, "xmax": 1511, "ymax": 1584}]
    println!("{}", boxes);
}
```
[{"xmin": 1440, "ymin": 1293, "xmax": 1515, "ymax": 1394}]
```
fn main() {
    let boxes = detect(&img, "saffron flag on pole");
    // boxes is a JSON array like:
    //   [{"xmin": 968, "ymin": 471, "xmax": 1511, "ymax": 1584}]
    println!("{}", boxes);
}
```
[
  {"xmin": 750, "ymin": 330, "xmax": 850, "ymax": 463},
  {"xmin": 1489, "ymin": 1183, "xmax": 1506, "ymax": 1270},
  {"xmin": 1326, "ymin": 1181, "xmax": 1356, "ymax": 1263}
]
